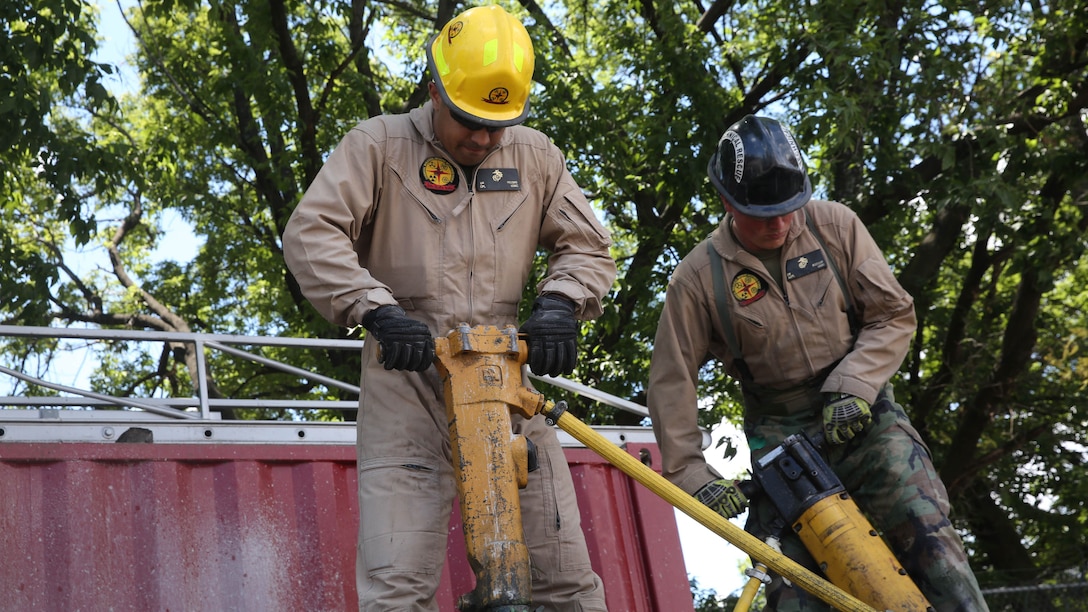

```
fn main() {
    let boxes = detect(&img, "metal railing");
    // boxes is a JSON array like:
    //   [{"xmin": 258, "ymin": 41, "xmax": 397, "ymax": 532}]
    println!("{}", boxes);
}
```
[{"xmin": 0, "ymin": 324, "xmax": 658, "ymax": 446}]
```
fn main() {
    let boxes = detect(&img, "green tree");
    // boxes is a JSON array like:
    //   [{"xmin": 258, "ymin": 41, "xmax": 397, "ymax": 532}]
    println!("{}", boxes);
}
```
[
  {"xmin": 2, "ymin": 0, "xmax": 1086, "ymax": 597},
  {"xmin": 2, "ymin": 0, "xmax": 116, "ymax": 318}
]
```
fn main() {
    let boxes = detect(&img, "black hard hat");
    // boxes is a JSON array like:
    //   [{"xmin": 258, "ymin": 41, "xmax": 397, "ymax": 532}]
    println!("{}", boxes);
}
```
[{"xmin": 707, "ymin": 115, "xmax": 812, "ymax": 217}]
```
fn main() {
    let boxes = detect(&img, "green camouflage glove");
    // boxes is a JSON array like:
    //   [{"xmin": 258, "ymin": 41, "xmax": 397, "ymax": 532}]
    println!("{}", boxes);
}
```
[
  {"xmin": 694, "ymin": 479, "xmax": 749, "ymax": 519},
  {"xmin": 822, "ymin": 393, "xmax": 872, "ymax": 445}
]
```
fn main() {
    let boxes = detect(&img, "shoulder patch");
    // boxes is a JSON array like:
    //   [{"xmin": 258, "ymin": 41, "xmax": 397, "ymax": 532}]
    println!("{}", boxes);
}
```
[
  {"xmin": 732, "ymin": 269, "xmax": 767, "ymax": 306},
  {"xmin": 420, "ymin": 157, "xmax": 459, "ymax": 194}
]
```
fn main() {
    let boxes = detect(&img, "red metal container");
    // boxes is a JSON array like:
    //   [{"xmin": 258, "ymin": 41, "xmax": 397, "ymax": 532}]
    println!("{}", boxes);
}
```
[{"xmin": 0, "ymin": 432, "xmax": 693, "ymax": 611}]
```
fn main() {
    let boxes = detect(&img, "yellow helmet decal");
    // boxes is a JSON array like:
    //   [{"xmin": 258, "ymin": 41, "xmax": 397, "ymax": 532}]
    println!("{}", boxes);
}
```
[
  {"xmin": 434, "ymin": 44, "xmax": 448, "ymax": 76},
  {"xmin": 514, "ymin": 44, "xmax": 525, "ymax": 72},
  {"xmin": 483, "ymin": 39, "xmax": 498, "ymax": 66}
]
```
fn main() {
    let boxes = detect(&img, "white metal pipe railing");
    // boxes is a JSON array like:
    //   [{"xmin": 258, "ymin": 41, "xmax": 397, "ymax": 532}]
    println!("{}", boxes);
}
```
[
  {"xmin": 0, "ymin": 363, "xmax": 197, "ymax": 419},
  {"xmin": 0, "ymin": 325, "xmax": 649, "ymax": 421}
]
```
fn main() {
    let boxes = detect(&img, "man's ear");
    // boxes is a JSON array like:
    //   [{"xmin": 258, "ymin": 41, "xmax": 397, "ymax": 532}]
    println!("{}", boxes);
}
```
[{"xmin": 720, "ymin": 195, "xmax": 735, "ymax": 215}]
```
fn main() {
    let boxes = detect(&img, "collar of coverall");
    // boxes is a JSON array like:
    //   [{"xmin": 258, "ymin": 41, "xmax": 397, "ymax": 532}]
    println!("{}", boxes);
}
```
[
  {"xmin": 412, "ymin": 100, "xmax": 512, "ymax": 149},
  {"xmin": 717, "ymin": 209, "xmax": 806, "ymax": 256}
]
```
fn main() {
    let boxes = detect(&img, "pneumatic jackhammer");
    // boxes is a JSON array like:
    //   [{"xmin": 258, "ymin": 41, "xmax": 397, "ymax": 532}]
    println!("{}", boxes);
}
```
[
  {"xmin": 733, "ymin": 431, "xmax": 934, "ymax": 611},
  {"xmin": 432, "ymin": 323, "xmax": 552, "ymax": 612}
]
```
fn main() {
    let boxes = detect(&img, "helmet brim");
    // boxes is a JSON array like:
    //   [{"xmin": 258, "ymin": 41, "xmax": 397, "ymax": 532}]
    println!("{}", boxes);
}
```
[{"xmin": 708, "ymin": 153, "xmax": 812, "ymax": 217}]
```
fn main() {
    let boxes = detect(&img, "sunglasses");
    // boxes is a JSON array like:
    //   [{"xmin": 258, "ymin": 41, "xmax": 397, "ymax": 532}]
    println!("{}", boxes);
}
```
[{"xmin": 450, "ymin": 109, "xmax": 503, "ymax": 133}]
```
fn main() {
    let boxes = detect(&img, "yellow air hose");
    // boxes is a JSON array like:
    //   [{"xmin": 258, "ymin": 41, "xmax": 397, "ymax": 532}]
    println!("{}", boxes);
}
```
[{"xmin": 734, "ymin": 560, "xmax": 769, "ymax": 612}]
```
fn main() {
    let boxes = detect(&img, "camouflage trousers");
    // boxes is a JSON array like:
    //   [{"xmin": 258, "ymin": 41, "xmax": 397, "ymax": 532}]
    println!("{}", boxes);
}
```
[{"xmin": 742, "ymin": 385, "xmax": 990, "ymax": 612}]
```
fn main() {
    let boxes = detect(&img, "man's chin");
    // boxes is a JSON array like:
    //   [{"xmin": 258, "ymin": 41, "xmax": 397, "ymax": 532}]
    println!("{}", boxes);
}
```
[
  {"xmin": 453, "ymin": 148, "xmax": 490, "ymax": 166},
  {"xmin": 457, "ymin": 157, "xmax": 485, "ymax": 167}
]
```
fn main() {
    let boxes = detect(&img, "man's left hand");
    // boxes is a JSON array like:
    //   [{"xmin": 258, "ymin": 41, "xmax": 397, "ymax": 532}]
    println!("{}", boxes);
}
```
[
  {"xmin": 823, "ymin": 393, "xmax": 872, "ymax": 445},
  {"xmin": 519, "ymin": 295, "xmax": 578, "ymax": 377}
]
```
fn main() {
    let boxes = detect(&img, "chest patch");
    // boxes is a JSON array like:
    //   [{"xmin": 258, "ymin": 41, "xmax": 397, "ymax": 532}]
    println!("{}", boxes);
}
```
[
  {"xmin": 786, "ymin": 249, "xmax": 827, "ymax": 281},
  {"xmin": 731, "ymin": 269, "xmax": 767, "ymax": 306},
  {"xmin": 420, "ymin": 157, "xmax": 459, "ymax": 194},
  {"xmin": 476, "ymin": 168, "xmax": 521, "ymax": 191}
]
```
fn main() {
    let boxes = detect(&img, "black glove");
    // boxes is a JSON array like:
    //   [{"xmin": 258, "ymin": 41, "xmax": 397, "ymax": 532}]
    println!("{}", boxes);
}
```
[
  {"xmin": 518, "ymin": 295, "xmax": 578, "ymax": 377},
  {"xmin": 361, "ymin": 305, "xmax": 435, "ymax": 372}
]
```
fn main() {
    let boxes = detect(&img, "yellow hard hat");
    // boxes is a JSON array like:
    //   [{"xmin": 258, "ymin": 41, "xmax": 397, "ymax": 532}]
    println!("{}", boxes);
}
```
[{"xmin": 426, "ymin": 5, "xmax": 535, "ymax": 127}]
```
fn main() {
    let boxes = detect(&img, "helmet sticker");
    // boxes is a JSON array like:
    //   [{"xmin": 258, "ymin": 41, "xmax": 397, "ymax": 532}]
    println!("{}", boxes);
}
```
[
  {"xmin": 447, "ymin": 21, "xmax": 463, "ymax": 42},
  {"xmin": 486, "ymin": 87, "xmax": 509, "ymax": 105},
  {"xmin": 785, "ymin": 249, "xmax": 827, "ymax": 281},
  {"xmin": 723, "ymin": 130, "xmax": 745, "ymax": 182},
  {"xmin": 731, "ymin": 269, "xmax": 767, "ymax": 306},
  {"xmin": 420, "ymin": 157, "xmax": 459, "ymax": 194},
  {"xmin": 783, "ymin": 130, "xmax": 803, "ymax": 166}
]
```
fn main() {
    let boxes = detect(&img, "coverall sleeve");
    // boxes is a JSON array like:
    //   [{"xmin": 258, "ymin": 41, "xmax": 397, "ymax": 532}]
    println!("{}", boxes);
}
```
[
  {"xmin": 533, "ymin": 141, "xmax": 616, "ymax": 320},
  {"xmin": 281, "ymin": 126, "xmax": 399, "ymax": 329},
  {"xmin": 822, "ymin": 212, "xmax": 918, "ymax": 404},
  {"xmin": 646, "ymin": 266, "xmax": 725, "ymax": 495}
]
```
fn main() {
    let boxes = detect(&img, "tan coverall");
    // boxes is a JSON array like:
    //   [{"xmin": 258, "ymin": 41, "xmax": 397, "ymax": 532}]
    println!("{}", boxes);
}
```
[
  {"xmin": 282, "ymin": 101, "xmax": 615, "ymax": 611},
  {"xmin": 647, "ymin": 199, "xmax": 988, "ymax": 611}
]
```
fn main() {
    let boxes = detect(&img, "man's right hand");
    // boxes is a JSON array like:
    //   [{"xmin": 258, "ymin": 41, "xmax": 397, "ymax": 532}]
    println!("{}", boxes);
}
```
[
  {"xmin": 361, "ymin": 305, "xmax": 435, "ymax": 372},
  {"xmin": 694, "ymin": 479, "xmax": 749, "ymax": 519}
]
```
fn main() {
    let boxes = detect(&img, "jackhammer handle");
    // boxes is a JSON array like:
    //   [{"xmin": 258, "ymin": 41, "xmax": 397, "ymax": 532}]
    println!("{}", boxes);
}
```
[{"xmin": 737, "ymin": 479, "xmax": 760, "ymax": 500}]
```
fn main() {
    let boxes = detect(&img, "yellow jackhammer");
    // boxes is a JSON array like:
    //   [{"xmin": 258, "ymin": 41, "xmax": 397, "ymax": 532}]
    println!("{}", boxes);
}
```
[
  {"xmin": 732, "ymin": 432, "xmax": 933, "ymax": 611},
  {"xmin": 433, "ymin": 323, "xmax": 548, "ymax": 612},
  {"xmin": 432, "ymin": 323, "xmax": 928, "ymax": 612}
]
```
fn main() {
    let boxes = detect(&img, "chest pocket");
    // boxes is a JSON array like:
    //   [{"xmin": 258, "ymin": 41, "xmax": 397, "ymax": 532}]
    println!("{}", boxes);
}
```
[
  {"xmin": 792, "ymin": 266, "xmax": 836, "ymax": 319},
  {"xmin": 493, "ymin": 190, "xmax": 532, "ymax": 233}
]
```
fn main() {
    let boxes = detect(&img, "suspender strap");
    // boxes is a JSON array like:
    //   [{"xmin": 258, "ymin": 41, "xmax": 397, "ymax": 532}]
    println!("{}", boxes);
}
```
[
  {"xmin": 804, "ymin": 208, "xmax": 860, "ymax": 336},
  {"xmin": 708, "ymin": 241, "xmax": 754, "ymax": 381}
]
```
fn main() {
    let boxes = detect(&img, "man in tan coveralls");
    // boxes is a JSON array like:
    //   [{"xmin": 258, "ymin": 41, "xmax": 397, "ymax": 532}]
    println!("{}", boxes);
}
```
[
  {"xmin": 282, "ymin": 5, "xmax": 614, "ymax": 610},
  {"xmin": 647, "ymin": 115, "xmax": 988, "ymax": 611}
]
